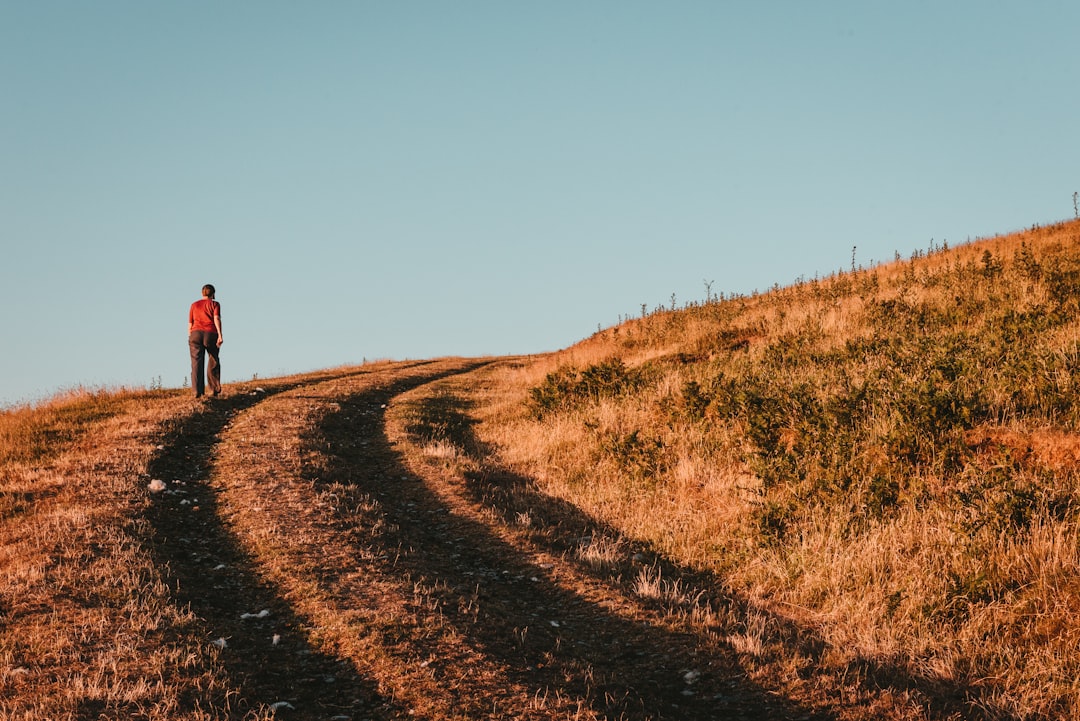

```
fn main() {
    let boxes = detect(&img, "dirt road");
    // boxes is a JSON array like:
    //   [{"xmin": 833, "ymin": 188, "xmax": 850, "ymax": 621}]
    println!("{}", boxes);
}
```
[{"xmin": 136, "ymin": 358, "xmax": 834, "ymax": 720}]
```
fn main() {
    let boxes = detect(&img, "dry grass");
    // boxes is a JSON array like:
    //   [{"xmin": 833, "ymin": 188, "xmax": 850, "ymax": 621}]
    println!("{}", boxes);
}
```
[
  {"xmin": 0, "ymin": 386, "xmax": 164, "ymax": 466},
  {"xmin": 0, "ymin": 371, "xmax": 370, "ymax": 719},
  {"xmin": 7, "ymin": 219, "xmax": 1080, "ymax": 720},
  {"xmin": 470, "ymin": 219, "xmax": 1080, "ymax": 720},
  {"xmin": 0, "ymin": 386, "xmax": 249, "ymax": 720}
]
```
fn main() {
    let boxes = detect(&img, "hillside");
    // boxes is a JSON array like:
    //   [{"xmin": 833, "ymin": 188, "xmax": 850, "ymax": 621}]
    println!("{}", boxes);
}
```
[
  {"xmin": 473, "ymin": 218, "xmax": 1080, "ymax": 720},
  {"xmin": 2, "ymin": 219, "xmax": 1080, "ymax": 720}
]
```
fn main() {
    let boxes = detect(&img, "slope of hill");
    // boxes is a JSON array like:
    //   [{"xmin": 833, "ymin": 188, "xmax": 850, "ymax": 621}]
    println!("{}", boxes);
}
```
[
  {"xmin": 469, "ymin": 218, "xmax": 1080, "ymax": 720},
  {"xmin": 2, "ymin": 361, "xmax": 811, "ymax": 720},
  {"xmin": 2, "ymin": 220, "xmax": 1078, "ymax": 721}
]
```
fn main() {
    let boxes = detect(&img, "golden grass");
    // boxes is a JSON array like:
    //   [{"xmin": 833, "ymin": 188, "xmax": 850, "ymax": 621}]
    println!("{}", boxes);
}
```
[
  {"xmin": 0, "ymin": 386, "xmax": 173, "ymax": 467},
  {"xmin": 468, "ymin": 218, "xmax": 1080, "ymax": 720},
  {"xmin": 0, "ymin": 371, "xmax": 376, "ymax": 719},
  {"xmin": 202, "ymin": 359, "xmax": 621, "ymax": 719},
  {"xmin": 0, "ymin": 388, "xmax": 247, "ymax": 720},
  {"xmin": 6, "ymin": 218, "xmax": 1080, "ymax": 720}
]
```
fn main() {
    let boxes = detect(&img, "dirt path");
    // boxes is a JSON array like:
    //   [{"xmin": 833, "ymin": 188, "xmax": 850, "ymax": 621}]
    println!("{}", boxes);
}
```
[{"xmin": 142, "ymin": 359, "xmax": 830, "ymax": 720}]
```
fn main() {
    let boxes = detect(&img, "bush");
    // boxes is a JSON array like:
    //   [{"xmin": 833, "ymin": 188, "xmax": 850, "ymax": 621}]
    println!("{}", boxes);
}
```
[{"xmin": 529, "ymin": 358, "xmax": 644, "ymax": 418}]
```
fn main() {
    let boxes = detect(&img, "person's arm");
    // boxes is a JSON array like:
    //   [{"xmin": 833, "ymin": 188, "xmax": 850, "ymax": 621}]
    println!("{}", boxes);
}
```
[{"xmin": 214, "ymin": 312, "xmax": 223, "ymax": 345}]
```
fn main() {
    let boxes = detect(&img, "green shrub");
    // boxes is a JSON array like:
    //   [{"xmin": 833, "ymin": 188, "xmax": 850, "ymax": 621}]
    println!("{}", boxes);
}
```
[
  {"xmin": 529, "ymin": 358, "xmax": 644, "ymax": 418},
  {"xmin": 599, "ymin": 429, "xmax": 666, "ymax": 483}
]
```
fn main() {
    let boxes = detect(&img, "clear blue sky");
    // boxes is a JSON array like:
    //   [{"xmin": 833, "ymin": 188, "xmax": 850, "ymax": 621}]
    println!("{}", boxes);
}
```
[{"xmin": 3, "ymin": 1, "xmax": 1078, "ymax": 406}]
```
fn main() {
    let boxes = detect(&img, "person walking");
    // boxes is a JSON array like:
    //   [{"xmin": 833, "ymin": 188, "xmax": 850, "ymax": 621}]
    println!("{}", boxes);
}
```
[{"xmin": 188, "ymin": 284, "xmax": 223, "ymax": 398}]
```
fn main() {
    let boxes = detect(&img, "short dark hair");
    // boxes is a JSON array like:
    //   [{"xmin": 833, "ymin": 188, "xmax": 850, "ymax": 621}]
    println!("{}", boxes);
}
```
[{"xmin": 202, "ymin": 284, "xmax": 216, "ymax": 297}]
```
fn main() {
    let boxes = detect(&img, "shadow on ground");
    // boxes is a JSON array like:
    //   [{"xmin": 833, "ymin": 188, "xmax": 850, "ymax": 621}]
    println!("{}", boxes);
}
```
[
  {"xmin": 399, "ymin": 381, "xmax": 1006, "ymax": 721},
  {"xmin": 143, "ymin": 378, "xmax": 410, "ymax": 720},
  {"xmin": 137, "ymin": 360, "xmax": 1000, "ymax": 720},
  {"xmin": 312, "ymin": 380, "xmax": 830, "ymax": 721}
]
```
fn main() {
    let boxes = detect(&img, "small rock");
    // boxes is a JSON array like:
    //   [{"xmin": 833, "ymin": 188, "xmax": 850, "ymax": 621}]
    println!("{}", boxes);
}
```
[
  {"xmin": 241, "ymin": 609, "xmax": 271, "ymax": 620},
  {"xmin": 269, "ymin": 701, "xmax": 295, "ymax": 711},
  {"xmin": 211, "ymin": 638, "xmax": 227, "ymax": 649},
  {"xmin": 148, "ymin": 479, "xmax": 167, "ymax": 493}
]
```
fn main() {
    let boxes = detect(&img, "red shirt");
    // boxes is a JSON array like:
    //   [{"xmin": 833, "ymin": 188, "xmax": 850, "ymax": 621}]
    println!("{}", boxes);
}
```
[{"xmin": 189, "ymin": 298, "xmax": 221, "ymax": 333}]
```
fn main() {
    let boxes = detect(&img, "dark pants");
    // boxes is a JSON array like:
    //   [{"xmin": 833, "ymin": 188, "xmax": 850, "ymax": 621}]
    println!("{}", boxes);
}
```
[{"xmin": 189, "ymin": 331, "xmax": 221, "ymax": 397}]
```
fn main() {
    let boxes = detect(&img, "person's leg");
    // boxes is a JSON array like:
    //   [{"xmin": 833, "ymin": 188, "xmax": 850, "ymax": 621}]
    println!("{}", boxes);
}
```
[
  {"xmin": 205, "ymin": 334, "xmax": 222, "ymax": 395},
  {"xmin": 189, "ymin": 332, "xmax": 207, "ymax": 397}
]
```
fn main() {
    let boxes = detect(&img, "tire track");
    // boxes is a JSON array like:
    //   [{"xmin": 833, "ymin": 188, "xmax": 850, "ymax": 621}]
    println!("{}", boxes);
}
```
[
  {"xmin": 376, "ymin": 372, "xmax": 829, "ymax": 721},
  {"xmin": 395, "ymin": 368, "xmax": 994, "ymax": 721},
  {"xmin": 146, "ymin": 358, "xmax": 833, "ymax": 719},
  {"xmin": 205, "ymin": 359, "xmax": 825, "ymax": 719},
  {"xmin": 144, "ymin": 365, "xmax": 437, "ymax": 720},
  {"xmin": 202, "ymin": 359, "xmax": 522, "ymax": 720}
]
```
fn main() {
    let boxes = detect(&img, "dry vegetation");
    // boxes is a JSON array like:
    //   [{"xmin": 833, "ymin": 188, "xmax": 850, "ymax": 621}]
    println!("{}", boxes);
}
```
[
  {"xmin": 476, "ymin": 218, "xmax": 1080, "ymax": 720},
  {"xmin": 0, "ymin": 385, "xmax": 235, "ymax": 720},
  {"xmin": 3, "ymin": 220, "xmax": 1080, "ymax": 720}
]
